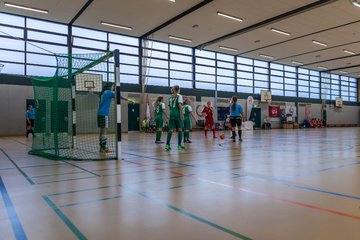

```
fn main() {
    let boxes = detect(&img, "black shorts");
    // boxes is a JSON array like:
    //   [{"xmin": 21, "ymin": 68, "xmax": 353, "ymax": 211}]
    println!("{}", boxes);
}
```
[
  {"xmin": 230, "ymin": 117, "xmax": 242, "ymax": 128},
  {"xmin": 97, "ymin": 115, "xmax": 109, "ymax": 128},
  {"xmin": 26, "ymin": 119, "xmax": 34, "ymax": 127}
]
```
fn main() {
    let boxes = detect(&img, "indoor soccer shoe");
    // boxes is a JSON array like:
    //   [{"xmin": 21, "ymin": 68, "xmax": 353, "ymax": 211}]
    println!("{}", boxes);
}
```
[
  {"xmin": 177, "ymin": 145, "xmax": 185, "ymax": 150},
  {"xmin": 100, "ymin": 148, "xmax": 112, "ymax": 154},
  {"xmin": 165, "ymin": 144, "xmax": 171, "ymax": 151},
  {"xmin": 184, "ymin": 140, "xmax": 192, "ymax": 143},
  {"xmin": 155, "ymin": 140, "xmax": 164, "ymax": 144}
]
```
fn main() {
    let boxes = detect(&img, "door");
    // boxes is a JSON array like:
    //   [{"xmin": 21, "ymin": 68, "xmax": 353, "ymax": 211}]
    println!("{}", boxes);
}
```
[
  {"xmin": 128, "ymin": 103, "xmax": 140, "ymax": 131},
  {"xmin": 250, "ymin": 107, "xmax": 261, "ymax": 129}
]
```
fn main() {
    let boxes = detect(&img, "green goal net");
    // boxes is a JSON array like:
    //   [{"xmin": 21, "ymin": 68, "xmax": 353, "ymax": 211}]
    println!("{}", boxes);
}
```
[{"xmin": 30, "ymin": 51, "xmax": 120, "ymax": 160}]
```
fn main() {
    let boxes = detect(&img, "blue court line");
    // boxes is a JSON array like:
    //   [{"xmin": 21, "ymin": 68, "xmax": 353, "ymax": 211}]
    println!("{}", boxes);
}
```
[
  {"xmin": 43, "ymin": 195, "xmax": 87, "ymax": 240},
  {"xmin": 59, "ymin": 183, "xmax": 199, "ymax": 208},
  {"xmin": 0, "ymin": 177, "xmax": 27, "ymax": 240},
  {"xmin": 36, "ymin": 176, "xmax": 97, "ymax": 185},
  {"xmin": 0, "ymin": 167, "xmax": 15, "ymax": 171},
  {"xmin": 21, "ymin": 163, "xmax": 65, "ymax": 169},
  {"xmin": 272, "ymin": 161, "xmax": 360, "ymax": 181},
  {"xmin": 0, "ymin": 148, "xmax": 34, "ymax": 185},
  {"xmin": 122, "ymin": 185, "xmax": 252, "ymax": 240},
  {"xmin": 60, "ymin": 160, "xmax": 101, "ymax": 177},
  {"xmin": 48, "ymin": 175, "xmax": 187, "ymax": 197},
  {"xmin": 31, "ymin": 171, "xmax": 85, "ymax": 179},
  {"xmin": 125, "ymin": 152, "xmax": 360, "ymax": 201}
]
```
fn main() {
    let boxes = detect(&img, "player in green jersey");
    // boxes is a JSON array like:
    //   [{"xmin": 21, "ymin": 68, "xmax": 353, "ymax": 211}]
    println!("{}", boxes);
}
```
[
  {"xmin": 165, "ymin": 85, "xmax": 184, "ymax": 150},
  {"xmin": 154, "ymin": 96, "xmax": 168, "ymax": 144},
  {"xmin": 183, "ymin": 98, "xmax": 198, "ymax": 143}
]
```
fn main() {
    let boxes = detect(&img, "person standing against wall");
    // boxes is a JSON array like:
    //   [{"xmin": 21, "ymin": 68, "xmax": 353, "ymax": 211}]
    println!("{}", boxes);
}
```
[{"xmin": 26, "ymin": 105, "xmax": 35, "ymax": 138}]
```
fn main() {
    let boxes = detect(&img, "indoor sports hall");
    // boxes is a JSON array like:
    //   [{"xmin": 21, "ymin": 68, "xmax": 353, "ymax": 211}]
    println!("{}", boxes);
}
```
[{"xmin": 1, "ymin": 1, "xmax": 360, "ymax": 239}]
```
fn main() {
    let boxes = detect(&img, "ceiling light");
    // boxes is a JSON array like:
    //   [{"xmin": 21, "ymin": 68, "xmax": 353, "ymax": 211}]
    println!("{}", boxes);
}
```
[
  {"xmin": 343, "ymin": 49, "xmax": 356, "ymax": 55},
  {"xmin": 101, "ymin": 22, "xmax": 132, "ymax": 30},
  {"xmin": 312, "ymin": 40, "xmax": 327, "ymax": 47},
  {"xmin": 217, "ymin": 12, "xmax": 243, "ymax": 22},
  {"xmin": 317, "ymin": 66, "xmax": 328, "ymax": 70},
  {"xmin": 292, "ymin": 61, "xmax": 303, "ymax": 65},
  {"xmin": 339, "ymin": 71, "xmax": 348, "ymax": 74},
  {"xmin": 219, "ymin": 46, "xmax": 238, "ymax": 52},
  {"xmin": 259, "ymin": 54, "xmax": 274, "ymax": 59},
  {"xmin": 351, "ymin": 0, "xmax": 360, "ymax": 7},
  {"xmin": 4, "ymin": 2, "xmax": 48, "ymax": 14},
  {"xmin": 271, "ymin": 28, "xmax": 291, "ymax": 36},
  {"xmin": 169, "ymin": 35, "xmax": 192, "ymax": 43}
]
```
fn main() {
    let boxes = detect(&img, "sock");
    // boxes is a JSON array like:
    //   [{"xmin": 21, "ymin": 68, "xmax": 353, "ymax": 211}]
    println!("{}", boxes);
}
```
[
  {"xmin": 156, "ymin": 131, "xmax": 161, "ymax": 141},
  {"xmin": 178, "ymin": 132, "xmax": 183, "ymax": 145},
  {"xmin": 238, "ymin": 130, "xmax": 242, "ymax": 139},
  {"xmin": 205, "ymin": 130, "xmax": 208, "ymax": 137},
  {"xmin": 184, "ymin": 131, "xmax": 189, "ymax": 141},
  {"xmin": 213, "ymin": 129, "xmax": 216, "ymax": 137},
  {"xmin": 166, "ymin": 131, "xmax": 173, "ymax": 145},
  {"xmin": 99, "ymin": 135, "xmax": 107, "ymax": 149}
]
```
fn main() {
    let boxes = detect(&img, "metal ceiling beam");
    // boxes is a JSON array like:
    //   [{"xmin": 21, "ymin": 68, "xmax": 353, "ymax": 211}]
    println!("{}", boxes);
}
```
[
  {"xmin": 69, "ymin": 0, "xmax": 94, "ymax": 25},
  {"xmin": 327, "ymin": 64, "xmax": 360, "ymax": 72},
  {"xmin": 300, "ymin": 54, "xmax": 360, "ymax": 67},
  {"xmin": 195, "ymin": 0, "xmax": 337, "ymax": 50},
  {"xmin": 275, "ymin": 39, "xmax": 360, "ymax": 62},
  {"xmin": 141, "ymin": 0, "xmax": 214, "ymax": 39}
]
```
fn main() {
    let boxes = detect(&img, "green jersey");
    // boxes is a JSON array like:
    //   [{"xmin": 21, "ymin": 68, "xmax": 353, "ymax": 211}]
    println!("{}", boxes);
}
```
[
  {"xmin": 169, "ymin": 94, "xmax": 183, "ymax": 119},
  {"xmin": 183, "ymin": 104, "xmax": 193, "ymax": 121},
  {"xmin": 155, "ymin": 102, "xmax": 165, "ymax": 120}
]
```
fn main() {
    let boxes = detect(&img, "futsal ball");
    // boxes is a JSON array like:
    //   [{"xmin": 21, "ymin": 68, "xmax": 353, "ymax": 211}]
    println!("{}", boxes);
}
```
[{"xmin": 219, "ymin": 133, "xmax": 225, "ymax": 139}]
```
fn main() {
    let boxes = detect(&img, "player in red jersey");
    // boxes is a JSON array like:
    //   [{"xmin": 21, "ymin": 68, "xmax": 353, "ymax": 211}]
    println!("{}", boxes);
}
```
[{"xmin": 201, "ymin": 101, "xmax": 216, "ymax": 139}]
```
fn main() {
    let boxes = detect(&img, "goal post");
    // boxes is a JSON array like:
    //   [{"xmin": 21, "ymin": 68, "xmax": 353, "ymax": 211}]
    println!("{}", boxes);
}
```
[{"xmin": 29, "ymin": 50, "xmax": 121, "ymax": 161}]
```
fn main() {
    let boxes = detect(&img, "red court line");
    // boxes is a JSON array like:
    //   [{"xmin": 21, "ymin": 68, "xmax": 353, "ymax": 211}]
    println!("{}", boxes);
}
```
[{"xmin": 123, "ymin": 157, "xmax": 360, "ymax": 221}]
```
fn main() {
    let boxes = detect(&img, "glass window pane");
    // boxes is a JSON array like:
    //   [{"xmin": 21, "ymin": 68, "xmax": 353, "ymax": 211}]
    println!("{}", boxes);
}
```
[
  {"xmin": 73, "ymin": 37, "xmax": 107, "ymax": 50},
  {"xmin": 254, "ymin": 60, "xmax": 268, "ymax": 67},
  {"xmin": 238, "ymin": 71, "xmax": 253, "ymax": 79},
  {"xmin": 0, "ymin": 25, "xmax": 23, "ymax": 38},
  {"xmin": 196, "ymin": 73, "xmax": 215, "ymax": 83},
  {"xmin": 28, "ymin": 31, "xmax": 67, "ymax": 44},
  {"xmin": 110, "ymin": 44, "xmax": 138, "ymax": 55},
  {"xmin": 217, "ymin": 76, "xmax": 234, "ymax": 84},
  {"xmin": 284, "ymin": 66, "xmax": 296, "ymax": 72},
  {"xmin": 217, "ymin": 68, "xmax": 234, "ymax": 77},
  {"xmin": 0, "ymin": 37, "xmax": 24, "ymax": 51},
  {"xmin": 145, "ymin": 59, "xmax": 168, "ymax": 68},
  {"xmin": 147, "ymin": 77, "xmax": 168, "ymax": 86},
  {"xmin": 170, "ymin": 53, "xmax": 192, "ymax": 62},
  {"xmin": 218, "ymin": 61, "xmax": 234, "ymax": 69},
  {"xmin": 238, "ymin": 79, "xmax": 253, "ymax": 87},
  {"xmin": 72, "ymin": 26, "xmax": 107, "ymax": 40},
  {"xmin": 109, "ymin": 34, "xmax": 138, "ymax": 46},
  {"xmin": 270, "ymin": 63, "xmax": 283, "ymax": 70},
  {"xmin": 0, "ymin": 62, "xmax": 24, "ymax": 74},
  {"xmin": 217, "ymin": 53, "xmax": 233, "ymax": 62},
  {"xmin": 217, "ymin": 84, "xmax": 234, "ymax": 92},
  {"xmin": 120, "ymin": 55, "xmax": 138, "ymax": 65},
  {"xmin": 196, "ymin": 65, "xmax": 215, "ymax": 74},
  {"xmin": 145, "ymin": 41, "xmax": 168, "ymax": 51},
  {"xmin": 27, "ymin": 42, "xmax": 67, "ymax": 54},
  {"xmin": 0, "ymin": 13, "xmax": 24, "ymax": 27},
  {"xmin": 237, "ymin": 57, "xmax": 252, "ymax": 65},
  {"xmin": 170, "ymin": 62, "xmax": 192, "ymax": 72},
  {"xmin": 27, "ymin": 53, "xmax": 57, "ymax": 66},
  {"xmin": 196, "ymin": 81, "xmax": 215, "ymax": 90},
  {"xmin": 238, "ymin": 86, "xmax": 253, "ymax": 93},
  {"xmin": 170, "ymin": 44, "xmax": 192, "ymax": 55},
  {"xmin": 254, "ymin": 67, "xmax": 268, "ymax": 74},
  {"xmin": 254, "ymin": 74, "xmax": 267, "ymax": 81},
  {"xmin": 27, "ymin": 65, "xmax": 56, "ymax": 76},
  {"xmin": 238, "ymin": 65, "xmax": 252, "ymax": 72},
  {"xmin": 0, "ymin": 50, "xmax": 24, "ymax": 62},
  {"xmin": 170, "ymin": 70, "xmax": 192, "ymax": 80},
  {"xmin": 146, "ymin": 67, "xmax": 168, "ymax": 78},
  {"xmin": 170, "ymin": 79, "xmax": 192, "ymax": 88},
  {"xmin": 271, "ymin": 83, "xmax": 284, "ymax": 90},
  {"xmin": 196, "ymin": 57, "xmax": 215, "ymax": 66},
  {"xmin": 27, "ymin": 19, "xmax": 67, "ymax": 34},
  {"xmin": 285, "ymin": 91, "xmax": 296, "ymax": 97},
  {"xmin": 195, "ymin": 49, "xmax": 215, "ymax": 58},
  {"xmin": 272, "ymin": 89, "xmax": 283, "ymax": 96},
  {"xmin": 121, "ymin": 65, "xmax": 139, "ymax": 75},
  {"xmin": 120, "ymin": 74, "xmax": 139, "ymax": 84},
  {"xmin": 254, "ymin": 81, "xmax": 268, "ymax": 88}
]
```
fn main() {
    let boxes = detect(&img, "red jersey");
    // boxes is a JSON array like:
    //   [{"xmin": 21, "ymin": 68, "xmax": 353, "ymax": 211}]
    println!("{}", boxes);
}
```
[{"xmin": 202, "ymin": 106, "xmax": 214, "ymax": 121}]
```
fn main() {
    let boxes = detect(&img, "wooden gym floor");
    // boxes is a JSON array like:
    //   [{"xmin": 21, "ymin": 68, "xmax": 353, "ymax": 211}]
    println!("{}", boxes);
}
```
[{"xmin": 1, "ymin": 128, "xmax": 360, "ymax": 240}]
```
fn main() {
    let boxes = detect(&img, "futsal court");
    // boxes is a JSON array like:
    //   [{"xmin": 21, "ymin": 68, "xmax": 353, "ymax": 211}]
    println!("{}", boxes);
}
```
[
  {"xmin": 2, "ymin": 0, "xmax": 360, "ymax": 240},
  {"xmin": 1, "ymin": 129, "xmax": 360, "ymax": 240}
]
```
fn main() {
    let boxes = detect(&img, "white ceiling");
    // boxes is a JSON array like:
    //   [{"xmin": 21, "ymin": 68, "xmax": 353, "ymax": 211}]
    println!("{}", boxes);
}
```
[{"xmin": 1, "ymin": 0, "xmax": 360, "ymax": 77}]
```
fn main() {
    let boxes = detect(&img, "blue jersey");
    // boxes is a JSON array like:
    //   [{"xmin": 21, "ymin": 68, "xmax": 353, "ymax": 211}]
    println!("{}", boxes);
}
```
[
  {"xmin": 97, "ymin": 90, "xmax": 115, "ymax": 116},
  {"xmin": 26, "ymin": 109, "xmax": 35, "ymax": 119},
  {"xmin": 229, "ymin": 103, "xmax": 243, "ymax": 117}
]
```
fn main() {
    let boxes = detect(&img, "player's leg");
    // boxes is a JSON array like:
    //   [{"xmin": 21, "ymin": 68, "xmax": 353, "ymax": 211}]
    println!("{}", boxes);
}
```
[
  {"xmin": 166, "ymin": 119, "xmax": 175, "ymax": 150},
  {"xmin": 230, "ymin": 117, "xmax": 237, "ymax": 142},
  {"xmin": 155, "ymin": 118, "xmax": 164, "ymax": 144},
  {"xmin": 177, "ymin": 120, "xmax": 184, "ymax": 149},
  {"xmin": 237, "ymin": 118, "xmax": 242, "ymax": 141},
  {"xmin": 26, "ymin": 120, "xmax": 30, "ymax": 138},
  {"xmin": 204, "ymin": 121, "xmax": 208, "ymax": 137},
  {"xmin": 98, "ymin": 115, "xmax": 107, "ymax": 152},
  {"xmin": 211, "ymin": 121, "xmax": 216, "ymax": 138}
]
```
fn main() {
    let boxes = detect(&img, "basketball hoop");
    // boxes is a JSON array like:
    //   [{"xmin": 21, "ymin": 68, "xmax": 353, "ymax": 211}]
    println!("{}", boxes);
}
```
[{"xmin": 84, "ymin": 80, "xmax": 95, "ymax": 94}]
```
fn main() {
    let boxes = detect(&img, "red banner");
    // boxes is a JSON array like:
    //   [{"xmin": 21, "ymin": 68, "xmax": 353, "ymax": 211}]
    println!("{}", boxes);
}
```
[{"xmin": 269, "ymin": 105, "xmax": 281, "ymax": 118}]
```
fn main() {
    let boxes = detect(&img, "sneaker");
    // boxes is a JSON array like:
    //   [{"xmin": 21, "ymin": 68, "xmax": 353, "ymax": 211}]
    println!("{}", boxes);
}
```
[
  {"xmin": 239, "ymin": 138, "xmax": 243, "ymax": 142},
  {"xmin": 100, "ymin": 148, "xmax": 112, "ymax": 154},
  {"xmin": 177, "ymin": 145, "xmax": 185, "ymax": 150},
  {"xmin": 155, "ymin": 140, "xmax": 164, "ymax": 144},
  {"xmin": 233, "ymin": 139, "xmax": 236, "ymax": 142},
  {"xmin": 230, "ymin": 135, "xmax": 235, "ymax": 140},
  {"xmin": 165, "ymin": 144, "xmax": 171, "ymax": 151},
  {"xmin": 184, "ymin": 140, "xmax": 192, "ymax": 143}
]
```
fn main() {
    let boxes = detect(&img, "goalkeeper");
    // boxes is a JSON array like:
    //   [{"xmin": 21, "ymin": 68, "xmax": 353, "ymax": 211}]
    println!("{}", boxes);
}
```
[{"xmin": 97, "ymin": 82, "xmax": 135, "ymax": 153}]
